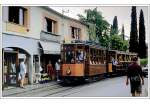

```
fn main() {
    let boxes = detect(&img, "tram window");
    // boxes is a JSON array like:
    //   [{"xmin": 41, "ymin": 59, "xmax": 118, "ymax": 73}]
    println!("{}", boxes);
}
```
[{"xmin": 66, "ymin": 51, "xmax": 74, "ymax": 64}]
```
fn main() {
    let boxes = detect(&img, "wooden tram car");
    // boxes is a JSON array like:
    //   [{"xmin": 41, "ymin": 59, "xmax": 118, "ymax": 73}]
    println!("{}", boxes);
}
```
[
  {"xmin": 107, "ymin": 50, "xmax": 137, "ymax": 76},
  {"xmin": 61, "ymin": 42, "xmax": 107, "ymax": 83},
  {"xmin": 60, "ymin": 42, "xmax": 137, "ymax": 83}
]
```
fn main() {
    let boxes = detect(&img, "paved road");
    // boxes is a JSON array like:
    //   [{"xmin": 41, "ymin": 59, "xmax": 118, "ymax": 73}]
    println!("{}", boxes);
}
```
[
  {"xmin": 49, "ymin": 76, "xmax": 148, "ymax": 97},
  {"xmin": 2, "ymin": 76, "xmax": 148, "ymax": 97}
]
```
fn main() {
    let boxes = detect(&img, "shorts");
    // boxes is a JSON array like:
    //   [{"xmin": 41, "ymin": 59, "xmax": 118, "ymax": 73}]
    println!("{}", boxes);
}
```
[
  {"xmin": 130, "ymin": 81, "xmax": 142, "ymax": 93},
  {"xmin": 19, "ymin": 73, "xmax": 26, "ymax": 80}
]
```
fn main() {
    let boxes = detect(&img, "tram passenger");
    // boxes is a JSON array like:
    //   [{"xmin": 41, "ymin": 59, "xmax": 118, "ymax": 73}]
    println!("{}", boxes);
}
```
[
  {"xmin": 71, "ymin": 58, "xmax": 75, "ymax": 63},
  {"xmin": 66, "ymin": 51, "xmax": 73, "ymax": 63},
  {"xmin": 76, "ymin": 51, "xmax": 84, "ymax": 63},
  {"xmin": 112, "ymin": 57, "xmax": 118, "ymax": 72}
]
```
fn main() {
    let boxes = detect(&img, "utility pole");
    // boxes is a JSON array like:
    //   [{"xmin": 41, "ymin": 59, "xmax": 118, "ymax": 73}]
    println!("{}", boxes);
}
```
[{"xmin": 61, "ymin": 9, "xmax": 69, "ymax": 43}]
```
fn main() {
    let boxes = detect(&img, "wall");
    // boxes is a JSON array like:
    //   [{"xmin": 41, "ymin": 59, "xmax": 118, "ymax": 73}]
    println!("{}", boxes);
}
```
[{"xmin": 2, "ymin": 6, "xmax": 89, "ymax": 42}]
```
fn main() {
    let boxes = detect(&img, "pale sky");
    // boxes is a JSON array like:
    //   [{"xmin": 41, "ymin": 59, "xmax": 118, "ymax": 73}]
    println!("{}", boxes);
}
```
[{"xmin": 50, "ymin": 6, "xmax": 148, "ymax": 42}]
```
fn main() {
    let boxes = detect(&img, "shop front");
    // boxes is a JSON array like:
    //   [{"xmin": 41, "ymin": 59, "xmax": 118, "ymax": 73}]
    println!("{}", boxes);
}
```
[
  {"xmin": 2, "ymin": 34, "xmax": 39, "ymax": 89},
  {"xmin": 39, "ymin": 41, "xmax": 61, "ymax": 81},
  {"xmin": 2, "ymin": 48, "xmax": 30, "ymax": 88}
]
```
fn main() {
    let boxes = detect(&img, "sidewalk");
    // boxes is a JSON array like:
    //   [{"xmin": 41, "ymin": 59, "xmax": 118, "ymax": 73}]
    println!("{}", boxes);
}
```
[{"xmin": 2, "ymin": 81, "xmax": 58, "ymax": 97}]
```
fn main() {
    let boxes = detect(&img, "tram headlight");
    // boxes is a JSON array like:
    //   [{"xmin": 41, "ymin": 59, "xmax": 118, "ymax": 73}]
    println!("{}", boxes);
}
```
[{"xmin": 66, "ymin": 69, "xmax": 71, "ymax": 75}]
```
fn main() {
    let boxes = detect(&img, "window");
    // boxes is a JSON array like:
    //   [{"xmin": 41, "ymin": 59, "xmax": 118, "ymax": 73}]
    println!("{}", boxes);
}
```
[
  {"xmin": 71, "ymin": 27, "xmax": 81, "ymax": 40},
  {"xmin": 45, "ymin": 17, "xmax": 56, "ymax": 33},
  {"xmin": 76, "ymin": 50, "xmax": 84, "ymax": 63},
  {"xmin": 8, "ymin": 6, "xmax": 26, "ymax": 25}
]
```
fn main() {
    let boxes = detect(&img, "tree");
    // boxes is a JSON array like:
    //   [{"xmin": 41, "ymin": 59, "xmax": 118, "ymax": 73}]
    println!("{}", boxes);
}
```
[
  {"xmin": 110, "ymin": 35, "xmax": 128, "ymax": 51},
  {"xmin": 121, "ymin": 24, "xmax": 125, "ymax": 40},
  {"xmin": 78, "ymin": 8, "xmax": 110, "ymax": 47},
  {"xmin": 129, "ymin": 6, "xmax": 138, "ymax": 53},
  {"xmin": 139, "ymin": 9, "xmax": 147, "ymax": 58},
  {"xmin": 111, "ymin": 16, "xmax": 119, "ymax": 35},
  {"xmin": 88, "ymin": 23, "xmax": 96, "ymax": 41}
]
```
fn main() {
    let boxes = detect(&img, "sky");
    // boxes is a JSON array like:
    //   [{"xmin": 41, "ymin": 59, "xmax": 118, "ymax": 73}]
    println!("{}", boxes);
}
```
[{"xmin": 50, "ymin": 6, "xmax": 148, "ymax": 42}]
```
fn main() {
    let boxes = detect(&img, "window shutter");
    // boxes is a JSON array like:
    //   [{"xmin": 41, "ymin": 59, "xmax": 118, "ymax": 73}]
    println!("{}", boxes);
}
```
[
  {"xmin": 44, "ymin": 18, "xmax": 47, "ymax": 31},
  {"xmin": 3, "ymin": 6, "xmax": 8, "ymax": 22},
  {"xmin": 19, "ymin": 8, "xmax": 24, "ymax": 25}
]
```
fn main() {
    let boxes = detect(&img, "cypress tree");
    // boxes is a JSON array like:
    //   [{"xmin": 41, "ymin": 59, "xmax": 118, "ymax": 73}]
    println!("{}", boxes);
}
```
[
  {"xmin": 129, "ymin": 6, "xmax": 138, "ymax": 53},
  {"xmin": 139, "ymin": 9, "xmax": 146, "ymax": 58},
  {"xmin": 112, "ymin": 16, "xmax": 119, "ymax": 35},
  {"xmin": 121, "ymin": 24, "xmax": 125, "ymax": 40}
]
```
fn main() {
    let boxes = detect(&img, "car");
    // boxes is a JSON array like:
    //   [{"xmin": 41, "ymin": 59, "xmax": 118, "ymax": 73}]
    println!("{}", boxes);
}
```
[{"xmin": 142, "ymin": 65, "xmax": 148, "ymax": 78}]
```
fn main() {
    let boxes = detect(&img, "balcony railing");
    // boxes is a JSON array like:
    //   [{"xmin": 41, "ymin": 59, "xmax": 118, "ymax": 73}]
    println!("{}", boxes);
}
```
[{"xmin": 40, "ymin": 30, "xmax": 61, "ymax": 43}]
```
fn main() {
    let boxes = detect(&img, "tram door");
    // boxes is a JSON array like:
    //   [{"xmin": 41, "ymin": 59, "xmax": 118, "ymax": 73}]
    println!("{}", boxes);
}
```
[{"xmin": 3, "ymin": 52, "xmax": 18, "ymax": 87}]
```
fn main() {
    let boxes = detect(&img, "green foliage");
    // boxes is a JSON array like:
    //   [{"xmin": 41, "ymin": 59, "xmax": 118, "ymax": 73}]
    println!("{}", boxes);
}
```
[
  {"xmin": 139, "ymin": 9, "xmax": 147, "ymax": 58},
  {"xmin": 88, "ymin": 23, "xmax": 96, "ymax": 41},
  {"xmin": 78, "ymin": 8, "xmax": 110, "ymax": 45},
  {"xmin": 140, "ymin": 58, "xmax": 148, "ymax": 66},
  {"xmin": 110, "ymin": 35, "xmax": 128, "ymax": 51},
  {"xmin": 121, "ymin": 25, "xmax": 125, "ymax": 40},
  {"xmin": 78, "ymin": 8, "xmax": 128, "ymax": 51},
  {"xmin": 129, "ymin": 6, "xmax": 138, "ymax": 53},
  {"xmin": 112, "ymin": 16, "xmax": 119, "ymax": 35}
]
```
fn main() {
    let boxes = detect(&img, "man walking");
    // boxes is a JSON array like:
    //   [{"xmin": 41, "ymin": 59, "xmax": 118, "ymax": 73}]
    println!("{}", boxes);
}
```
[
  {"xmin": 126, "ymin": 56, "xmax": 144, "ymax": 97},
  {"xmin": 55, "ymin": 59, "xmax": 61, "ymax": 81},
  {"xmin": 19, "ymin": 58, "xmax": 27, "ymax": 88}
]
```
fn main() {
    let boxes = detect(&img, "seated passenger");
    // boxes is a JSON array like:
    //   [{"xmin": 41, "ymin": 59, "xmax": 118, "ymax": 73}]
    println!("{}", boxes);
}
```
[
  {"xmin": 76, "ymin": 51, "xmax": 84, "ymax": 63},
  {"xmin": 66, "ymin": 51, "xmax": 73, "ymax": 63},
  {"xmin": 71, "ymin": 58, "xmax": 75, "ymax": 63},
  {"xmin": 90, "ymin": 60, "xmax": 92, "ymax": 64}
]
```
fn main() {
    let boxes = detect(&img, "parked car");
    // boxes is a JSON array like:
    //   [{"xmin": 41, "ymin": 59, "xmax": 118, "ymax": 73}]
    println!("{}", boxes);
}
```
[{"xmin": 142, "ymin": 65, "xmax": 148, "ymax": 78}]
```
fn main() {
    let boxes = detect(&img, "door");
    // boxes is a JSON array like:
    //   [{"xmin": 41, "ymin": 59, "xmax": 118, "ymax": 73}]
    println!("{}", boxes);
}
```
[{"xmin": 3, "ymin": 51, "xmax": 18, "ymax": 87}]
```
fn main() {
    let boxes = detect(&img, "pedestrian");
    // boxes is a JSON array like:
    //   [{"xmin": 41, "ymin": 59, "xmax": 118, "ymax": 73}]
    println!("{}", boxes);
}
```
[
  {"xmin": 18, "ymin": 58, "xmax": 27, "ymax": 88},
  {"xmin": 126, "ymin": 56, "xmax": 144, "ymax": 97},
  {"xmin": 55, "ymin": 59, "xmax": 61, "ymax": 81},
  {"xmin": 47, "ymin": 61, "xmax": 54, "ymax": 80}
]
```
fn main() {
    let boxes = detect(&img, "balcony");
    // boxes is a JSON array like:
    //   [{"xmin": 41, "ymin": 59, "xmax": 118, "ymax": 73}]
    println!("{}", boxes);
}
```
[{"xmin": 40, "ymin": 30, "xmax": 61, "ymax": 43}]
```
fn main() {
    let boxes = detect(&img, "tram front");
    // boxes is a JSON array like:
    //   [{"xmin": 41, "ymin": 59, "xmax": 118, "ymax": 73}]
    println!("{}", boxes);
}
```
[{"xmin": 61, "ymin": 43, "xmax": 85, "ymax": 83}]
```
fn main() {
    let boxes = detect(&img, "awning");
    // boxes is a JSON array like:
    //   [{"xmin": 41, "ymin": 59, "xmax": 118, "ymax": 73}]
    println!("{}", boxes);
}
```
[{"xmin": 39, "ymin": 41, "xmax": 61, "ymax": 54}]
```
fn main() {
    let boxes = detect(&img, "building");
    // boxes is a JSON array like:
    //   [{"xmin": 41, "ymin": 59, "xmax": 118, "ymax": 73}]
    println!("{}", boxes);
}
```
[{"xmin": 2, "ymin": 6, "xmax": 89, "ymax": 89}]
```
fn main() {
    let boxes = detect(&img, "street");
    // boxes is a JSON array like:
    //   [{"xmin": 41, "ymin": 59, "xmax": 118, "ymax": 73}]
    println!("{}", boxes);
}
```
[
  {"xmin": 2, "ymin": 76, "xmax": 148, "ymax": 97},
  {"xmin": 49, "ymin": 76, "xmax": 148, "ymax": 97}
]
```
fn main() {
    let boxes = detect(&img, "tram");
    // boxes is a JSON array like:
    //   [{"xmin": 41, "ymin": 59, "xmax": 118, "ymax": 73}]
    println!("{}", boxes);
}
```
[
  {"xmin": 60, "ymin": 41, "xmax": 137, "ymax": 83},
  {"xmin": 107, "ymin": 50, "xmax": 137, "ymax": 76}
]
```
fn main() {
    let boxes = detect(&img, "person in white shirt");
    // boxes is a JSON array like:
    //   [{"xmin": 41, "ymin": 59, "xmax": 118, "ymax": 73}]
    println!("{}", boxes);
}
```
[
  {"xmin": 55, "ymin": 59, "xmax": 61, "ymax": 81},
  {"xmin": 19, "ymin": 59, "xmax": 26, "ymax": 88},
  {"xmin": 112, "ymin": 57, "xmax": 118, "ymax": 72}
]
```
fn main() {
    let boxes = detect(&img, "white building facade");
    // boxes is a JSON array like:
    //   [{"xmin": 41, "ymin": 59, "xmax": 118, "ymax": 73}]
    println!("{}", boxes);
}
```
[{"xmin": 2, "ymin": 6, "xmax": 89, "ymax": 88}]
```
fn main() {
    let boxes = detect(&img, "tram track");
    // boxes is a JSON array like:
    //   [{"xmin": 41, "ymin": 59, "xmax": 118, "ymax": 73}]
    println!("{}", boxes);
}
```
[
  {"xmin": 3, "ymin": 82, "xmax": 60, "ymax": 97},
  {"xmin": 3, "ymin": 77, "xmax": 122, "ymax": 97}
]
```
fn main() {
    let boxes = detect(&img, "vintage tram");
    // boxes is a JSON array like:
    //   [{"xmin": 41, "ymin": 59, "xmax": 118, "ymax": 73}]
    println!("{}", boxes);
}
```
[
  {"xmin": 107, "ymin": 50, "xmax": 137, "ymax": 76},
  {"xmin": 60, "ymin": 41, "xmax": 137, "ymax": 83}
]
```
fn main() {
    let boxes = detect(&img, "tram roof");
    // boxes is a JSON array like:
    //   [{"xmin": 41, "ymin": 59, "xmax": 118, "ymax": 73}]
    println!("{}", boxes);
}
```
[
  {"xmin": 63, "ymin": 41, "xmax": 106, "ymax": 50},
  {"xmin": 108, "ymin": 50, "xmax": 137, "ymax": 55}
]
